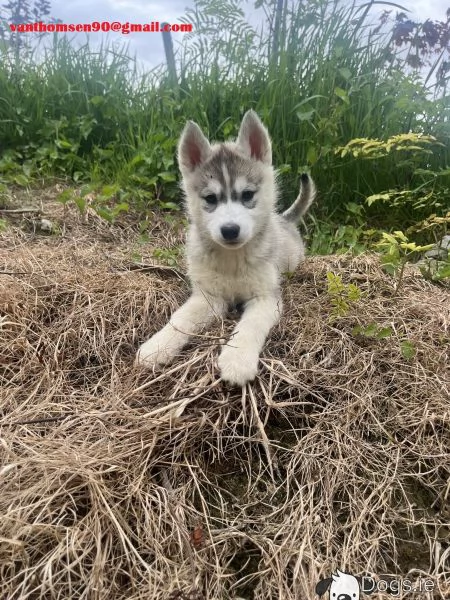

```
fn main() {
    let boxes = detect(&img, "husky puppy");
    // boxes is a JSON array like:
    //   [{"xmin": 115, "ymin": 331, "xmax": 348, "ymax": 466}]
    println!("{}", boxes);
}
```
[{"xmin": 136, "ymin": 110, "xmax": 315, "ymax": 386}]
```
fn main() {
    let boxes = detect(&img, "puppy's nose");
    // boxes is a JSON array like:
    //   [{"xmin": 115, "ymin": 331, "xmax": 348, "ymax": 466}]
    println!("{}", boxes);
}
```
[
  {"xmin": 221, "ymin": 223, "xmax": 240, "ymax": 241},
  {"xmin": 337, "ymin": 594, "xmax": 352, "ymax": 600}
]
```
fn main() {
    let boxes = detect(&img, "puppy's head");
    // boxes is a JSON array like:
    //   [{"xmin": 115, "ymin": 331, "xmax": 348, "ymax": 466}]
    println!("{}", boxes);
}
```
[{"xmin": 178, "ymin": 110, "xmax": 277, "ymax": 249}]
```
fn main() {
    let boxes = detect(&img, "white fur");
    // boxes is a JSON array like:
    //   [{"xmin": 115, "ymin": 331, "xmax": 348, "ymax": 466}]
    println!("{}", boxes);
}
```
[{"xmin": 136, "ymin": 110, "xmax": 315, "ymax": 386}]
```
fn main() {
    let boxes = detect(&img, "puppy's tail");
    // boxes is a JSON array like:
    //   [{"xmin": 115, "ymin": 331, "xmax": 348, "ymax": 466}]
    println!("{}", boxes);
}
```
[{"xmin": 282, "ymin": 173, "xmax": 316, "ymax": 223}]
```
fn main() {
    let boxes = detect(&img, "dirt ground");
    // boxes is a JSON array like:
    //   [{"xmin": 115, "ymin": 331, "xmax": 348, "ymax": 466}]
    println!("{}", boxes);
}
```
[{"xmin": 1, "ymin": 187, "xmax": 449, "ymax": 599}]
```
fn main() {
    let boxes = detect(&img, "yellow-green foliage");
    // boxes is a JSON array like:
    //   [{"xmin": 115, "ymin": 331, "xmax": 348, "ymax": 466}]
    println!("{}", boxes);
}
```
[
  {"xmin": 336, "ymin": 133, "xmax": 441, "ymax": 160},
  {"xmin": 326, "ymin": 272, "xmax": 363, "ymax": 320}
]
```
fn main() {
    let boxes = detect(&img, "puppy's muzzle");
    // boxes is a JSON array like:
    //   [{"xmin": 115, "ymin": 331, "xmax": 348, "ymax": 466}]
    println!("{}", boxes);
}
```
[{"xmin": 220, "ymin": 223, "xmax": 240, "ymax": 243}]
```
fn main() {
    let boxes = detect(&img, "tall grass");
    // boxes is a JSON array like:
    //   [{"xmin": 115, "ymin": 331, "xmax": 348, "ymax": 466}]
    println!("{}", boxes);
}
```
[{"xmin": 0, "ymin": 0, "xmax": 449, "ymax": 240}]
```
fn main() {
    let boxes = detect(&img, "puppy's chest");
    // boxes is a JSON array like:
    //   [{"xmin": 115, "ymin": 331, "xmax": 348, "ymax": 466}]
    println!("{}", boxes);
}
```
[{"xmin": 188, "ymin": 253, "xmax": 278, "ymax": 301}]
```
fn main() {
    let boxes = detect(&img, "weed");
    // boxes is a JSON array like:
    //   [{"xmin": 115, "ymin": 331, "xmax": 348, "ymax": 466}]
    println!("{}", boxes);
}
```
[
  {"xmin": 352, "ymin": 322, "xmax": 417, "ymax": 362},
  {"xmin": 57, "ymin": 185, "xmax": 129, "ymax": 223},
  {"xmin": 400, "ymin": 340, "xmax": 416, "ymax": 360},
  {"xmin": 326, "ymin": 272, "xmax": 363, "ymax": 320},
  {"xmin": 153, "ymin": 246, "xmax": 183, "ymax": 268},
  {"xmin": 352, "ymin": 323, "xmax": 393, "ymax": 339},
  {"xmin": 420, "ymin": 260, "xmax": 450, "ymax": 284},
  {"xmin": 375, "ymin": 231, "xmax": 434, "ymax": 294}
]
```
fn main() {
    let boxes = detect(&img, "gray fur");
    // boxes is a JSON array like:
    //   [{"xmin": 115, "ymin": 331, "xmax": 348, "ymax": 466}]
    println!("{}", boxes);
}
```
[{"xmin": 283, "ymin": 173, "xmax": 316, "ymax": 222}]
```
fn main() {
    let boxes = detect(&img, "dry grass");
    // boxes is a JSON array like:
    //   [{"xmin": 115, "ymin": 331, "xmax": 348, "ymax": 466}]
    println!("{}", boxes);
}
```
[{"xmin": 1, "ymin": 192, "xmax": 449, "ymax": 599}]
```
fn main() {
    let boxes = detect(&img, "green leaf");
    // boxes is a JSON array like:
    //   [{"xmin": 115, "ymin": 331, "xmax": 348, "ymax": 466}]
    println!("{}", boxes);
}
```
[
  {"xmin": 292, "ymin": 95, "xmax": 326, "ymax": 110},
  {"xmin": 307, "ymin": 146, "xmax": 318, "ymax": 165},
  {"xmin": 415, "ymin": 244, "xmax": 435, "ymax": 252},
  {"xmin": 366, "ymin": 193, "xmax": 391, "ymax": 206},
  {"xmin": 380, "ymin": 232, "xmax": 399, "ymax": 245},
  {"xmin": 363, "ymin": 323, "xmax": 378, "ymax": 337},
  {"xmin": 100, "ymin": 184, "xmax": 120, "ymax": 197},
  {"xmin": 400, "ymin": 340, "xmax": 415, "ymax": 360},
  {"xmin": 159, "ymin": 201, "xmax": 180, "ymax": 210},
  {"xmin": 56, "ymin": 139, "xmax": 73, "ymax": 150},
  {"xmin": 347, "ymin": 284, "xmax": 362, "ymax": 301},
  {"xmin": 80, "ymin": 184, "xmax": 96, "ymax": 197},
  {"xmin": 129, "ymin": 153, "xmax": 145, "ymax": 167},
  {"xmin": 158, "ymin": 171, "xmax": 177, "ymax": 182},
  {"xmin": 399, "ymin": 242, "xmax": 419, "ymax": 251},
  {"xmin": 90, "ymin": 95, "xmax": 105, "ymax": 106},
  {"xmin": 14, "ymin": 174, "xmax": 29, "ymax": 186},
  {"xmin": 74, "ymin": 197, "xmax": 86, "ymax": 213},
  {"xmin": 57, "ymin": 189, "xmax": 74, "ymax": 204},
  {"xmin": 338, "ymin": 67, "xmax": 352, "ymax": 81},
  {"xmin": 380, "ymin": 259, "xmax": 398, "ymax": 276},
  {"xmin": 22, "ymin": 162, "xmax": 32, "ymax": 177},
  {"xmin": 376, "ymin": 327, "xmax": 393, "ymax": 339},
  {"xmin": 95, "ymin": 207, "xmax": 113, "ymax": 222},
  {"xmin": 112, "ymin": 202, "xmax": 129, "ymax": 216},
  {"xmin": 334, "ymin": 87, "xmax": 350, "ymax": 104},
  {"xmin": 435, "ymin": 263, "xmax": 450, "ymax": 280},
  {"xmin": 345, "ymin": 202, "xmax": 362, "ymax": 215},
  {"xmin": 296, "ymin": 110, "xmax": 315, "ymax": 122}
]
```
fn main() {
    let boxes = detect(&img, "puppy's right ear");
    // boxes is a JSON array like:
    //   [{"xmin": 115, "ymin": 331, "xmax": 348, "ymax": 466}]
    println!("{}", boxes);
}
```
[
  {"xmin": 178, "ymin": 121, "xmax": 211, "ymax": 174},
  {"xmin": 315, "ymin": 578, "xmax": 332, "ymax": 597},
  {"xmin": 237, "ymin": 109, "xmax": 272, "ymax": 164}
]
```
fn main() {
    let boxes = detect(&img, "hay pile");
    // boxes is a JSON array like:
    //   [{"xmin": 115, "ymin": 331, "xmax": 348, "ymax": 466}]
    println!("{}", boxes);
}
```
[{"xmin": 1, "ymin": 198, "xmax": 449, "ymax": 599}]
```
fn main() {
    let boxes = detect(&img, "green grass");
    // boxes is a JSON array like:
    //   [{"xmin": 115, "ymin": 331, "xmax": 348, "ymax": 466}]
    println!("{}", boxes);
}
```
[{"xmin": 0, "ymin": 0, "xmax": 449, "ymax": 248}]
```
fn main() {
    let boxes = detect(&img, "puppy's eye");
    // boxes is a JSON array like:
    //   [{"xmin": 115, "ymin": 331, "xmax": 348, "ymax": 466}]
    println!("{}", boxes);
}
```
[
  {"xmin": 242, "ymin": 190, "xmax": 255, "ymax": 202},
  {"xmin": 204, "ymin": 194, "xmax": 217, "ymax": 205}
]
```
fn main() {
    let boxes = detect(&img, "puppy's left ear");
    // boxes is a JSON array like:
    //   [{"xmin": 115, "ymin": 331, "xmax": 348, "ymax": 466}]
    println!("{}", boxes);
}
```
[
  {"xmin": 178, "ymin": 120, "xmax": 211, "ymax": 175},
  {"xmin": 237, "ymin": 110, "xmax": 272, "ymax": 165}
]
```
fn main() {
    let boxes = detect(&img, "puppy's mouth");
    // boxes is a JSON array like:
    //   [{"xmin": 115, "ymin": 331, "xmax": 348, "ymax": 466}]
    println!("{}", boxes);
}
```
[
  {"xmin": 211, "ymin": 229, "xmax": 249, "ymax": 249},
  {"xmin": 218, "ymin": 239, "xmax": 245, "ymax": 249}
]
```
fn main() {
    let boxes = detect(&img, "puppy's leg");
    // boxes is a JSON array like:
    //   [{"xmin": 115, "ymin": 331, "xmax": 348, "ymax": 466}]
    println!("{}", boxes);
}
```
[
  {"xmin": 136, "ymin": 293, "xmax": 225, "ymax": 368},
  {"xmin": 218, "ymin": 295, "xmax": 282, "ymax": 386}
]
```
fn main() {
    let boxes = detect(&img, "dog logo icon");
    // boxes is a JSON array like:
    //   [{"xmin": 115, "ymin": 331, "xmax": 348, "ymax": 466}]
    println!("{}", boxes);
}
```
[{"xmin": 316, "ymin": 569, "xmax": 373, "ymax": 600}]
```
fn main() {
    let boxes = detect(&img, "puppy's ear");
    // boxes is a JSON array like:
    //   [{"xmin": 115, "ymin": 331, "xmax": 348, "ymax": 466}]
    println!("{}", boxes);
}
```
[
  {"xmin": 315, "ymin": 577, "xmax": 332, "ymax": 597},
  {"xmin": 237, "ymin": 110, "xmax": 272, "ymax": 165},
  {"xmin": 178, "ymin": 121, "xmax": 211, "ymax": 174}
]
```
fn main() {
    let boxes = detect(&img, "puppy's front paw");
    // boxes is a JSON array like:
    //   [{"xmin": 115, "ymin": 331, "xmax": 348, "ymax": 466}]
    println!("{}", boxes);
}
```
[
  {"xmin": 218, "ymin": 346, "xmax": 259, "ymax": 387},
  {"xmin": 135, "ymin": 331, "xmax": 177, "ymax": 368}
]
